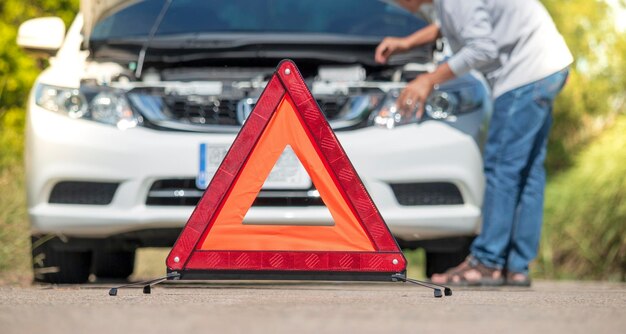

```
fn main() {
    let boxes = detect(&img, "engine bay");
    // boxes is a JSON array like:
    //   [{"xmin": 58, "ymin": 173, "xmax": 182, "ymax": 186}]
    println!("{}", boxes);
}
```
[{"xmin": 76, "ymin": 61, "xmax": 436, "ymax": 131}]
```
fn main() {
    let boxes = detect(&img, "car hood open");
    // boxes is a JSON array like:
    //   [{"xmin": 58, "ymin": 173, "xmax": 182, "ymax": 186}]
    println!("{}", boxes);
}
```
[{"xmin": 81, "ymin": 0, "xmax": 139, "ymax": 44}]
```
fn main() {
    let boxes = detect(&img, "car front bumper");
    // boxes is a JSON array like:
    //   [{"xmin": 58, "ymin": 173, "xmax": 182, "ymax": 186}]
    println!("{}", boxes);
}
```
[{"xmin": 27, "ymin": 104, "xmax": 484, "ymax": 241}]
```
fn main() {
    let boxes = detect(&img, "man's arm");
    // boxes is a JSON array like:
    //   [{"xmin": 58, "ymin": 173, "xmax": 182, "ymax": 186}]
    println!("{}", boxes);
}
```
[
  {"xmin": 444, "ymin": 0, "xmax": 497, "ymax": 77},
  {"xmin": 375, "ymin": 23, "xmax": 440, "ymax": 64},
  {"xmin": 398, "ymin": 0, "xmax": 498, "ymax": 117}
]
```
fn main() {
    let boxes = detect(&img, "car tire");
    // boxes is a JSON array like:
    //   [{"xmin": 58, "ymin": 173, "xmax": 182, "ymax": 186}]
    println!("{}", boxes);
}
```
[
  {"xmin": 93, "ymin": 249, "xmax": 136, "ymax": 279},
  {"xmin": 425, "ymin": 248, "xmax": 470, "ymax": 278},
  {"xmin": 32, "ymin": 236, "xmax": 92, "ymax": 284}
]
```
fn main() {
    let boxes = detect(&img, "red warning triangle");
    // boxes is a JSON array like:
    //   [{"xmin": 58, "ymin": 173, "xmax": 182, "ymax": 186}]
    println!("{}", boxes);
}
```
[{"xmin": 167, "ymin": 60, "xmax": 406, "ymax": 280}]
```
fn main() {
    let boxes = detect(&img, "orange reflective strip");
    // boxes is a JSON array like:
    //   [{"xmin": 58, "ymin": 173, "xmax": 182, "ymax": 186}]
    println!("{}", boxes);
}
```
[{"xmin": 199, "ymin": 96, "xmax": 375, "ymax": 251}]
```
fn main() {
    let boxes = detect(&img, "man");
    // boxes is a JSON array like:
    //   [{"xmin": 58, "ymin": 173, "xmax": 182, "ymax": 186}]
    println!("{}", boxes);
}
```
[{"xmin": 376, "ymin": 0, "xmax": 572, "ymax": 286}]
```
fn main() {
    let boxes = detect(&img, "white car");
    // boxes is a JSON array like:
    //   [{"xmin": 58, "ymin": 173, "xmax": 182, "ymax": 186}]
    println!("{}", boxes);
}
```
[{"xmin": 19, "ymin": 0, "xmax": 489, "ymax": 283}]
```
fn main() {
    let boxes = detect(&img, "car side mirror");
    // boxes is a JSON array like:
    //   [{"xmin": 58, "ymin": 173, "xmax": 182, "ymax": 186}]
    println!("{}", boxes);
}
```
[{"xmin": 17, "ymin": 17, "xmax": 65, "ymax": 57}]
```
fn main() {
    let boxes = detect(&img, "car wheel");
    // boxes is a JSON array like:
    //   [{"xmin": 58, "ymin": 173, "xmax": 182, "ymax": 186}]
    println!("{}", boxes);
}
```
[
  {"xmin": 425, "ymin": 248, "xmax": 470, "ymax": 278},
  {"xmin": 93, "ymin": 249, "xmax": 136, "ymax": 279},
  {"xmin": 32, "ymin": 236, "xmax": 92, "ymax": 284}
]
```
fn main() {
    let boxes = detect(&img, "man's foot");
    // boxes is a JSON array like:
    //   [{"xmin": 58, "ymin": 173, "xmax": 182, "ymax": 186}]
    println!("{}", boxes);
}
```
[
  {"xmin": 505, "ymin": 271, "xmax": 532, "ymax": 287},
  {"xmin": 431, "ymin": 255, "xmax": 504, "ymax": 286}
]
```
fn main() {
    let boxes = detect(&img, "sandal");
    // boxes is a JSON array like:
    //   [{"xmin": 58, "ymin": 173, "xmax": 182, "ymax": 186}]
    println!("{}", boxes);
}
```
[
  {"xmin": 505, "ymin": 271, "xmax": 532, "ymax": 287},
  {"xmin": 431, "ymin": 256, "xmax": 504, "ymax": 286}
]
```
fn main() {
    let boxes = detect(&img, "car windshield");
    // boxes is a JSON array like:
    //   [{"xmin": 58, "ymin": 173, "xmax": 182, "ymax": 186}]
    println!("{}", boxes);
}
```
[{"xmin": 91, "ymin": 0, "xmax": 428, "ymax": 41}]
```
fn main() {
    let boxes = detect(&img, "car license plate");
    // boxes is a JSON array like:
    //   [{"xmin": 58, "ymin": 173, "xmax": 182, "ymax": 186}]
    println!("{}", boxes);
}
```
[{"xmin": 196, "ymin": 143, "xmax": 311, "ymax": 190}]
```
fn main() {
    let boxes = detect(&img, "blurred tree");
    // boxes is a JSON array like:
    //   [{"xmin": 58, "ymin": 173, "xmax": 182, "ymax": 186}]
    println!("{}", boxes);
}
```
[
  {"xmin": 538, "ymin": 0, "xmax": 626, "ymax": 281},
  {"xmin": 541, "ymin": 0, "xmax": 626, "ymax": 172},
  {"xmin": 0, "ymin": 0, "xmax": 78, "ymax": 167},
  {"xmin": 0, "ymin": 0, "xmax": 78, "ymax": 281}
]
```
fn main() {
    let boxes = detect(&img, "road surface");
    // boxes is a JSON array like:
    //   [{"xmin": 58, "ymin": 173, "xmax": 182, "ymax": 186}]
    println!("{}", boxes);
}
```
[{"xmin": 0, "ymin": 280, "xmax": 624, "ymax": 334}]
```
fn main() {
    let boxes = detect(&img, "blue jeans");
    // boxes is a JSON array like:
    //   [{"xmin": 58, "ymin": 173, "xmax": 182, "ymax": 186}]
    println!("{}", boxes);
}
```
[{"xmin": 471, "ymin": 69, "xmax": 569, "ymax": 274}]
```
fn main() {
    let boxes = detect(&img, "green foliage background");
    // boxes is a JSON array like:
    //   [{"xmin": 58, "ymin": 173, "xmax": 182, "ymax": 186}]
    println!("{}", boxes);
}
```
[
  {"xmin": 0, "ymin": 0, "xmax": 624, "ymax": 283},
  {"xmin": 1, "ymin": 0, "xmax": 82, "ymax": 282}
]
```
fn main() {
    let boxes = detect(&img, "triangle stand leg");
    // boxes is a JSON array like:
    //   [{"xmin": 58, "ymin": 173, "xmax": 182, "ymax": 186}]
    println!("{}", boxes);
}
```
[
  {"xmin": 109, "ymin": 272, "xmax": 180, "ymax": 296},
  {"xmin": 392, "ymin": 274, "xmax": 452, "ymax": 298}
]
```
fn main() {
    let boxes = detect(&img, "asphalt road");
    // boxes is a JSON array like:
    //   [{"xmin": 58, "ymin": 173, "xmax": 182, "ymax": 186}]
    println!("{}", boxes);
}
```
[{"xmin": 1, "ymin": 280, "xmax": 624, "ymax": 334}]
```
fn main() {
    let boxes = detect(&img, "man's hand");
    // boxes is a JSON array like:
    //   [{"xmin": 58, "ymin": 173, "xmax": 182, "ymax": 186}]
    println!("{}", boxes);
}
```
[
  {"xmin": 375, "ymin": 37, "xmax": 409, "ymax": 64},
  {"xmin": 397, "ymin": 74, "xmax": 435, "ymax": 119},
  {"xmin": 375, "ymin": 25, "xmax": 440, "ymax": 64}
]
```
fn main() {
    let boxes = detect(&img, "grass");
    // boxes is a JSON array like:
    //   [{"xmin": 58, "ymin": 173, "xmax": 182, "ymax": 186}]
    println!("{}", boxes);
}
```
[
  {"xmin": 130, "ymin": 248, "xmax": 170, "ymax": 280},
  {"xmin": 0, "ymin": 164, "xmax": 31, "ymax": 285},
  {"xmin": 536, "ymin": 114, "xmax": 626, "ymax": 281},
  {"xmin": 404, "ymin": 248, "xmax": 426, "ymax": 279}
]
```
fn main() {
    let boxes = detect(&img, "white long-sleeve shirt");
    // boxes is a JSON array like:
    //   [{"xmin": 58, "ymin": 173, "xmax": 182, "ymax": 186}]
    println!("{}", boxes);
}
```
[{"xmin": 434, "ymin": 0, "xmax": 573, "ymax": 98}]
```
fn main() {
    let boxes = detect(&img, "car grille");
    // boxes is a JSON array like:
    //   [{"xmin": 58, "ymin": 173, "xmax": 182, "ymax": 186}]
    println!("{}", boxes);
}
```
[
  {"xmin": 389, "ymin": 182, "xmax": 464, "ymax": 206},
  {"xmin": 163, "ymin": 95, "xmax": 240, "ymax": 126},
  {"xmin": 146, "ymin": 178, "xmax": 324, "ymax": 207},
  {"xmin": 49, "ymin": 181, "xmax": 119, "ymax": 205},
  {"xmin": 160, "ymin": 96, "xmax": 348, "ymax": 126}
]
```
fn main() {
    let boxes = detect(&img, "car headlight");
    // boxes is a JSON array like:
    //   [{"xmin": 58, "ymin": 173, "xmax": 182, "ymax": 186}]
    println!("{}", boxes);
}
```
[
  {"xmin": 369, "ymin": 89, "xmax": 419, "ymax": 129},
  {"xmin": 369, "ymin": 85, "xmax": 480, "ymax": 129},
  {"xmin": 425, "ymin": 91, "xmax": 459, "ymax": 120},
  {"xmin": 35, "ymin": 83, "xmax": 138, "ymax": 130},
  {"xmin": 90, "ymin": 91, "xmax": 138, "ymax": 129},
  {"xmin": 35, "ymin": 84, "xmax": 88, "ymax": 119}
]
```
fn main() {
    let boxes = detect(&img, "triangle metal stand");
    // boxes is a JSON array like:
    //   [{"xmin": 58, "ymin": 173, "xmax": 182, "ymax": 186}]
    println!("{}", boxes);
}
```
[
  {"xmin": 108, "ymin": 272, "xmax": 180, "ymax": 296},
  {"xmin": 392, "ymin": 274, "xmax": 453, "ymax": 298},
  {"xmin": 108, "ymin": 272, "xmax": 451, "ymax": 298}
]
